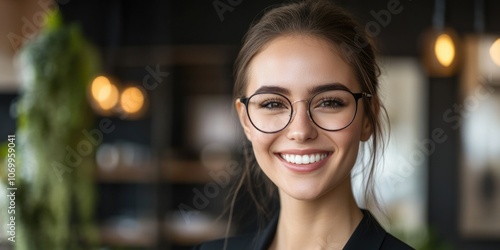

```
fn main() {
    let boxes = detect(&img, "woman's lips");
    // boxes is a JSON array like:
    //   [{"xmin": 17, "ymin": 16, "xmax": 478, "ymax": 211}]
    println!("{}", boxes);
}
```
[
  {"xmin": 275, "ymin": 151, "xmax": 332, "ymax": 173},
  {"xmin": 280, "ymin": 153, "xmax": 328, "ymax": 164}
]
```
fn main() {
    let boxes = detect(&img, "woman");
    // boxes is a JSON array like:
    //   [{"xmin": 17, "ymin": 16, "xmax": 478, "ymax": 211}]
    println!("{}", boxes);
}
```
[{"xmin": 196, "ymin": 0, "xmax": 413, "ymax": 249}]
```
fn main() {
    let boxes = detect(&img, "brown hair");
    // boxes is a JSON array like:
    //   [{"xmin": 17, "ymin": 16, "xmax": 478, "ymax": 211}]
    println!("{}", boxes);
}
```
[{"xmin": 226, "ymin": 0, "xmax": 388, "ymax": 239}]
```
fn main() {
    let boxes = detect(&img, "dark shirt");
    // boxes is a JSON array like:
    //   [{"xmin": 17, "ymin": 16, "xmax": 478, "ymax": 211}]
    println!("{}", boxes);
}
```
[{"xmin": 194, "ymin": 209, "xmax": 414, "ymax": 250}]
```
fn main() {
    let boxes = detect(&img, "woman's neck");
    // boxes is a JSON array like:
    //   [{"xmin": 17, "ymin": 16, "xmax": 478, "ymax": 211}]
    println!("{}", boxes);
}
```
[{"xmin": 269, "ymin": 178, "xmax": 362, "ymax": 250}]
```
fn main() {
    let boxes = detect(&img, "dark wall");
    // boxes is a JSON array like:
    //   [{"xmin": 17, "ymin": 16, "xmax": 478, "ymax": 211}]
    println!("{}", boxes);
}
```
[{"xmin": 60, "ymin": 0, "xmax": 500, "ymax": 51}]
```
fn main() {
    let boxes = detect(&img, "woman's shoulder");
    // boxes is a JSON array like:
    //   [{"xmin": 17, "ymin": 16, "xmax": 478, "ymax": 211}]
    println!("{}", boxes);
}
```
[
  {"xmin": 344, "ymin": 209, "xmax": 414, "ymax": 250},
  {"xmin": 380, "ymin": 233, "xmax": 414, "ymax": 250},
  {"xmin": 344, "ymin": 209, "xmax": 413, "ymax": 250},
  {"xmin": 194, "ymin": 209, "xmax": 414, "ymax": 250},
  {"xmin": 192, "ymin": 234, "xmax": 255, "ymax": 250},
  {"xmin": 194, "ymin": 233, "xmax": 413, "ymax": 250},
  {"xmin": 194, "ymin": 213, "xmax": 279, "ymax": 250}
]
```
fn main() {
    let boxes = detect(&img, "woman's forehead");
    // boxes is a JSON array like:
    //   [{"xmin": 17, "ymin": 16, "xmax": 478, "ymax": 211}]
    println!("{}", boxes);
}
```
[{"xmin": 245, "ymin": 35, "xmax": 359, "ymax": 95}]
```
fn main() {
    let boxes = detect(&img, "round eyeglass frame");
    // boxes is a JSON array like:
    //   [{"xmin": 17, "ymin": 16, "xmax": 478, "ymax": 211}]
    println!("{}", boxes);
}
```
[{"xmin": 239, "ymin": 89, "xmax": 372, "ymax": 134}]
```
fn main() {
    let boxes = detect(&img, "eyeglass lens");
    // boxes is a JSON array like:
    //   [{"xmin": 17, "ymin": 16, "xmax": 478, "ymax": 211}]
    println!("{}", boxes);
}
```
[{"xmin": 246, "ymin": 90, "xmax": 359, "ymax": 133}]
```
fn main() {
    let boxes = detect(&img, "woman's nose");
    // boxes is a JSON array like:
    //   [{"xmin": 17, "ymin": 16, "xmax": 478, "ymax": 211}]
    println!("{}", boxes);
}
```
[{"xmin": 286, "ymin": 101, "xmax": 318, "ymax": 142}]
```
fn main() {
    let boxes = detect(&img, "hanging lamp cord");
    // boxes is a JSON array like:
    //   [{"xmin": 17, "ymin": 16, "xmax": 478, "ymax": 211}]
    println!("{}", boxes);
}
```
[
  {"xmin": 432, "ymin": 0, "xmax": 446, "ymax": 31},
  {"xmin": 474, "ymin": 0, "xmax": 485, "ymax": 34}
]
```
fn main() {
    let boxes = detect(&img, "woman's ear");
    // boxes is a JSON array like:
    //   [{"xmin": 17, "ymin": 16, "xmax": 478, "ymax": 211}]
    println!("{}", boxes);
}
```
[
  {"xmin": 360, "ymin": 115, "xmax": 373, "ymax": 141},
  {"xmin": 360, "ymin": 103, "xmax": 377, "ymax": 141},
  {"xmin": 235, "ymin": 99, "xmax": 253, "ymax": 142}
]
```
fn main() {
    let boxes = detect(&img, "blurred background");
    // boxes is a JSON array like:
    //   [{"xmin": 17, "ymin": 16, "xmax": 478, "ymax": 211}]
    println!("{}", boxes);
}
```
[{"xmin": 0, "ymin": 0, "xmax": 499, "ymax": 249}]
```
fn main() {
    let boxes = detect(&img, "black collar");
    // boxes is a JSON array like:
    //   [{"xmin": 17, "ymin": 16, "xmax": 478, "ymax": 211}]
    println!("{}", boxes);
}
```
[{"xmin": 253, "ymin": 209, "xmax": 386, "ymax": 250}]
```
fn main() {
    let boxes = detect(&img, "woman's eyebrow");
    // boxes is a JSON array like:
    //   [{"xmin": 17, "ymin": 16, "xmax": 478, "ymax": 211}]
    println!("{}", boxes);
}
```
[
  {"xmin": 307, "ymin": 83, "xmax": 349, "ymax": 94},
  {"xmin": 254, "ymin": 85, "xmax": 291, "ymax": 95},
  {"xmin": 252, "ymin": 83, "xmax": 349, "ymax": 96}
]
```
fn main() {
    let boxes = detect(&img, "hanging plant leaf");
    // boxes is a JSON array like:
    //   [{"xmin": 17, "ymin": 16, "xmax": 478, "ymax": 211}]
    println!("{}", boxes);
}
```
[{"xmin": 16, "ymin": 9, "xmax": 100, "ymax": 250}]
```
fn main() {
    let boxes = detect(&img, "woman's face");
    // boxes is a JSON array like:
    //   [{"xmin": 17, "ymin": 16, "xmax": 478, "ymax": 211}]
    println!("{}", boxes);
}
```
[{"xmin": 236, "ymin": 35, "xmax": 372, "ymax": 201}]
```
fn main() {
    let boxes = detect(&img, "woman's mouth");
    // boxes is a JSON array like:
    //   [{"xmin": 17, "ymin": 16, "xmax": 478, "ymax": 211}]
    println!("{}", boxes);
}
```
[
  {"xmin": 275, "ymin": 150, "xmax": 332, "ymax": 173},
  {"xmin": 280, "ymin": 153, "xmax": 329, "ymax": 164}
]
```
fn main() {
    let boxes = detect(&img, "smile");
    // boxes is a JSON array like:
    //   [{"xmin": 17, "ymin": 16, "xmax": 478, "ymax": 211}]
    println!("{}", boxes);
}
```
[{"xmin": 280, "ymin": 153, "xmax": 329, "ymax": 165}]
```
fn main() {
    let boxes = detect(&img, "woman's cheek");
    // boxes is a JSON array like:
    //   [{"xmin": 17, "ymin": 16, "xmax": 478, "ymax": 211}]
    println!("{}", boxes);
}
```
[
  {"xmin": 252, "ymin": 133, "xmax": 282, "ymax": 174},
  {"xmin": 251, "ymin": 132, "xmax": 276, "ymax": 149}
]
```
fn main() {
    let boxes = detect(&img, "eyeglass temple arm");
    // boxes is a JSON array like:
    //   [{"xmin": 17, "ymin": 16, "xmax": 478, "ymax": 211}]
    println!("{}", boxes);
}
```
[
  {"xmin": 354, "ymin": 92, "xmax": 372, "ymax": 100},
  {"xmin": 239, "ymin": 97, "xmax": 249, "ymax": 104}
]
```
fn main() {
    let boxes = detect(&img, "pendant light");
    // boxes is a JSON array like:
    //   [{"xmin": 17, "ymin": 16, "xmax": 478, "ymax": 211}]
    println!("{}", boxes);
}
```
[
  {"xmin": 87, "ymin": 0, "xmax": 147, "ymax": 118},
  {"xmin": 421, "ymin": 0, "xmax": 460, "ymax": 77},
  {"xmin": 474, "ymin": 0, "xmax": 500, "ymax": 84}
]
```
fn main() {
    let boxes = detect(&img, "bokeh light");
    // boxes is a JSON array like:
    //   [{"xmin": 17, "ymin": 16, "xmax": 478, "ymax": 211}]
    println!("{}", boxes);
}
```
[
  {"xmin": 120, "ymin": 86, "xmax": 145, "ymax": 115},
  {"xmin": 435, "ymin": 33, "xmax": 456, "ymax": 67},
  {"xmin": 490, "ymin": 38, "xmax": 500, "ymax": 67},
  {"xmin": 90, "ymin": 75, "xmax": 119, "ymax": 111}
]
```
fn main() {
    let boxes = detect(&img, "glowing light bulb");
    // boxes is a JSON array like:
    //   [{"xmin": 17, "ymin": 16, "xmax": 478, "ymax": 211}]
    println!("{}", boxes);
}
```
[
  {"xmin": 490, "ymin": 38, "xmax": 500, "ymax": 67},
  {"xmin": 99, "ymin": 83, "xmax": 119, "ymax": 110},
  {"xmin": 120, "ymin": 86, "xmax": 145, "ymax": 114},
  {"xmin": 435, "ymin": 33, "xmax": 455, "ymax": 67},
  {"xmin": 91, "ymin": 76, "xmax": 111, "ymax": 102},
  {"xmin": 90, "ymin": 76, "xmax": 119, "ymax": 111}
]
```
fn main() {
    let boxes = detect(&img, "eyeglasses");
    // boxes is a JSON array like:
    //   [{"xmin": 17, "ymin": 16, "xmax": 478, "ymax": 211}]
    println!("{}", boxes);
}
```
[{"xmin": 239, "ymin": 89, "xmax": 372, "ymax": 133}]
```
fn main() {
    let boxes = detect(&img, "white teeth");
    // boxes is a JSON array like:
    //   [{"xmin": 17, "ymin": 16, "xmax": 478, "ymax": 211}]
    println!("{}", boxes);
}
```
[
  {"xmin": 302, "ymin": 155, "xmax": 310, "ymax": 164},
  {"xmin": 295, "ymin": 155, "xmax": 303, "ymax": 164},
  {"xmin": 315, "ymin": 154, "xmax": 321, "ymax": 162},
  {"xmin": 280, "ymin": 153, "xmax": 328, "ymax": 165}
]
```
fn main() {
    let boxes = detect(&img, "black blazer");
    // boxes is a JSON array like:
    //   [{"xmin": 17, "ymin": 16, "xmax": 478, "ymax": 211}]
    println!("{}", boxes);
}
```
[{"xmin": 194, "ymin": 209, "xmax": 414, "ymax": 250}]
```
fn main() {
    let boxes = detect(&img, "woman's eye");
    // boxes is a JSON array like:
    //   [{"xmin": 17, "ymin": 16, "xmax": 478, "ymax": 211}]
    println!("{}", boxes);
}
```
[
  {"xmin": 320, "ymin": 99, "xmax": 344, "ymax": 108},
  {"xmin": 261, "ymin": 101, "xmax": 287, "ymax": 109}
]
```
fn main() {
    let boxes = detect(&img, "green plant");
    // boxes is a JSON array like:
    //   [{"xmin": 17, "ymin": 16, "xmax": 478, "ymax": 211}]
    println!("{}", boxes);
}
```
[{"xmin": 16, "ymin": 11, "xmax": 99, "ymax": 250}]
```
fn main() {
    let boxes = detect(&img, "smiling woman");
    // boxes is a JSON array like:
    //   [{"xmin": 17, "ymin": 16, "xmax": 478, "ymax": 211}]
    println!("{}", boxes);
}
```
[{"xmin": 195, "ymin": 0, "xmax": 413, "ymax": 249}]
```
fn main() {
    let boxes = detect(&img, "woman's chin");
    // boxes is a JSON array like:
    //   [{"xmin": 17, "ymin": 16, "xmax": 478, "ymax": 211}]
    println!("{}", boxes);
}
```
[{"xmin": 280, "ymin": 183, "xmax": 327, "ymax": 201}]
